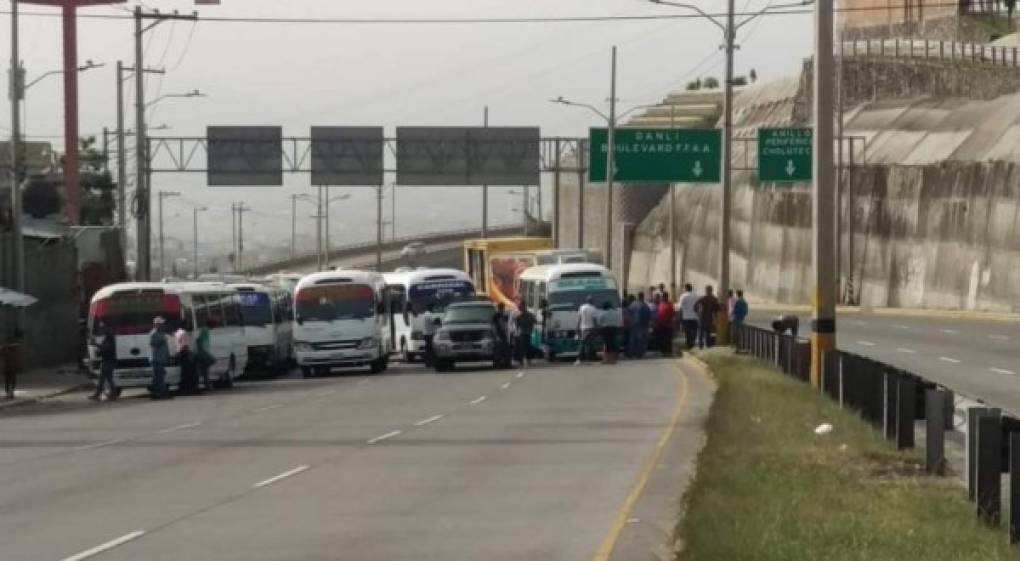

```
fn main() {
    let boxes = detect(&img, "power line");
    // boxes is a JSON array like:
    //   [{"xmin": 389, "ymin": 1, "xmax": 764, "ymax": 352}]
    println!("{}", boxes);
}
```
[{"xmin": 0, "ymin": 4, "xmax": 975, "ymax": 24}]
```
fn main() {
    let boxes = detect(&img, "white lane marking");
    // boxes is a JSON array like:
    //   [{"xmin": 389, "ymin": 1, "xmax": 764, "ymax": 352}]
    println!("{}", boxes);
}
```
[
  {"xmin": 254, "ymin": 404, "xmax": 283, "ymax": 412},
  {"xmin": 156, "ymin": 422, "xmax": 201, "ymax": 435},
  {"xmin": 856, "ymin": 341, "xmax": 877, "ymax": 347},
  {"xmin": 252, "ymin": 465, "xmax": 310, "ymax": 488},
  {"xmin": 316, "ymin": 389, "xmax": 337, "ymax": 397},
  {"xmin": 893, "ymin": 324, "xmax": 911, "ymax": 330},
  {"xmin": 991, "ymin": 367, "xmax": 1016, "ymax": 375},
  {"xmin": 500, "ymin": 382, "xmax": 511, "ymax": 390},
  {"xmin": 896, "ymin": 348, "xmax": 917, "ymax": 354},
  {"xmin": 939, "ymin": 356, "xmax": 961, "ymax": 364},
  {"xmin": 74, "ymin": 438, "xmax": 128, "ymax": 451},
  {"xmin": 414, "ymin": 414, "xmax": 444, "ymax": 427},
  {"xmin": 469, "ymin": 395, "xmax": 487, "ymax": 405},
  {"xmin": 940, "ymin": 328, "xmax": 958, "ymax": 335},
  {"xmin": 516, "ymin": 371, "xmax": 524, "ymax": 379},
  {"xmin": 61, "ymin": 530, "xmax": 146, "ymax": 561},
  {"xmin": 990, "ymin": 334, "xmax": 1010, "ymax": 341},
  {"xmin": 367, "ymin": 430, "xmax": 402, "ymax": 445}
]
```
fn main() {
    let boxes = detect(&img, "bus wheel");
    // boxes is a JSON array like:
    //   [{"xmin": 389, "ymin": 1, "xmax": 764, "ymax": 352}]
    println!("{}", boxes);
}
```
[
  {"xmin": 370, "ymin": 355, "xmax": 387, "ymax": 374},
  {"xmin": 301, "ymin": 366, "xmax": 313, "ymax": 378},
  {"xmin": 545, "ymin": 348, "xmax": 557, "ymax": 363}
]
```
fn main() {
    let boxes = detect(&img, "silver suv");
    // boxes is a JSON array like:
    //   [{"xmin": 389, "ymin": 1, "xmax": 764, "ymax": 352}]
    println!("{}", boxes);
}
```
[{"xmin": 432, "ymin": 301, "xmax": 498, "ymax": 372}]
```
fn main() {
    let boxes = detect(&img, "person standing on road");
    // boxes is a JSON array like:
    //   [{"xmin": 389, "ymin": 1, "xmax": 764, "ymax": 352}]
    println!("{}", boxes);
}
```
[
  {"xmin": 175, "ymin": 323, "xmax": 196, "ymax": 395},
  {"xmin": 732, "ymin": 290, "xmax": 749, "ymax": 328},
  {"xmin": 421, "ymin": 303, "xmax": 439, "ymax": 367},
  {"xmin": 514, "ymin": 301, "xmax": 537, "ymax": 367},
  {"xmin": 655, "ymin": 292, "xmax": 676, "ymax": 356},
  {"xmin": 492, "ymin": 303, "xmax": 512, "ymax": 368},
  {"xmin": 149, "ymin": 317, "xmax": 172, "ymax": 400},
  {"xmin": 2, "ymin": 330, "xmax": 23, "ymax": 400},
  {"xmin": 621, "ymin": 294, "xmax": 633, "ymax": 358},
  {"xmin": 629, "ymin": 292, "xmax": 651, "ymax": 358},
  {"xmin": 196, "ymin": 323, "xmax": 213, "ymax": 392},
  {"xmin": 600, "ymin": 301, "xmax": 623, "ymax": 364},
  {"xmin": 678, "ymin": 284, "xmax": 699, "ymax": 350},
  {"xmin": 694, "ymin": 286, "xmax": 722, "ymax": 349},
  {"xmin": 575, "ymin": 296, "xmax": 600, "ymax": 365},
  {"xmin": 90, "ymin": 322, "xmax": 119, "ymax": 401}
]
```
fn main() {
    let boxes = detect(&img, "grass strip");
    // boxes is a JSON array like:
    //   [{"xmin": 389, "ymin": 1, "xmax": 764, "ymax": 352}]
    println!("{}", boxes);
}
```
[{"xmin": 678, "ymin": 349, "xmax": 1015, "ymax": 561}]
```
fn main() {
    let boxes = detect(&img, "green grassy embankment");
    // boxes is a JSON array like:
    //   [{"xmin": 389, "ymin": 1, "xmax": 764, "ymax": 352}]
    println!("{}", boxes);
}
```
[{"xmin": 677, "ymin": 349, "xmax": 1014, "ymax": 561}]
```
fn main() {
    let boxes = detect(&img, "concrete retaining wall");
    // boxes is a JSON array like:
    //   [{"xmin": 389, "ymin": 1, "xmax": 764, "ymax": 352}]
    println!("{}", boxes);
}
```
[{"xmin": 628, "ymin": 161, "xmax": 1020, "ymax": 312}]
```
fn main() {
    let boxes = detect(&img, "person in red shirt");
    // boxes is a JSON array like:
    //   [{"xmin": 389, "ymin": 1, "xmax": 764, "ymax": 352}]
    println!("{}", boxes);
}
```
[{"xmin": 654, "ymin": 292, "xmax": 676, "ymax": 356}]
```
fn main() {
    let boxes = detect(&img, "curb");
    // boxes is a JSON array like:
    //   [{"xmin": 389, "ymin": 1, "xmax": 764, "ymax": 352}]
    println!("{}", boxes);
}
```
[
  {"xmin": 751, "ymin": 304, "xmax": 1020, "ymax": 323},
  {"xmin": 0, "ymin": 383, "xmax": 91, "ymax": 411}
]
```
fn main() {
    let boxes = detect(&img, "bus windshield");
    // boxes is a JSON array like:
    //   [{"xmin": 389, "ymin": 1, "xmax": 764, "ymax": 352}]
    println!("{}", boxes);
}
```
[
  {"xmin": 296, "ymin": 284, "xmax": 375, "ymax": 322},
  {"xmin": 548, "ymin": 289, "xmax": 621, "ymax": 311},
  {"xmin": 238, "ymin": 292, "xmax": 273, "ymax": 326},
  {"xmin": 90, "ymin": 291, "xmax": 183, "ymax": 335},
  {"xmin": 408, "ymin": 280, "xmax": 475, "ymax": 314},
  {"xmin": 443, "ymin": 305, "xmax": 494, "ymax": 325}
]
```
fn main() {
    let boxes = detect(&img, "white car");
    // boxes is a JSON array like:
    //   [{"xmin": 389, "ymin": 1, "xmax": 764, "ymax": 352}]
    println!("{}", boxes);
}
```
[{"xmin": 401, "ymin": 242, "xmax": 427, "ymax": 259}]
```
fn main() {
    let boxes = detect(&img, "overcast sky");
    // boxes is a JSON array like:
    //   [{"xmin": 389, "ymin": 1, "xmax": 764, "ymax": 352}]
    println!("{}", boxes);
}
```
[{"xmin": 2, "ymin": 0, "xmax": 813, "ymax": 263}]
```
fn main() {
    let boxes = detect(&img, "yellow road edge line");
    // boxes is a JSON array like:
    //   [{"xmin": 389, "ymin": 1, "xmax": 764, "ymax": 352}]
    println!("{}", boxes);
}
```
[{"xmin": 592, "ymin": 361, "xmax": 691, "ymax": 561}]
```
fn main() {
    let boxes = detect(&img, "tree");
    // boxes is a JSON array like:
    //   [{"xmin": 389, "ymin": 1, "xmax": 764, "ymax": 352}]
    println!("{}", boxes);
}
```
[
  {"xmin": 22, "ymin": 176, "xmax": 61, "ymax": 219},
  {"xmin": 686, "ymin": 78, "xmax": 702, "ymax": 91},
  {"xmin": 77, "ymin": 136, "xmax": 116, "ymax": 226},
  {"xmin": 703, "ymin": 77, "xmax": 720, "ymax": 89},
  {"xmin": 750, "ymin": 68, "xmax": 758, "ymax": 83},
  {"xmin": 1007, "ymin": 0, "xmax": 1016, "ymax": 25}
]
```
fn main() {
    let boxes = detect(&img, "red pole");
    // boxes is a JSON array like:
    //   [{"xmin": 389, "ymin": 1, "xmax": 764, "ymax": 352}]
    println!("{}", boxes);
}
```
[{"xmin": 62, "ymin": 4, "xmax": 80, "ymax": 225}]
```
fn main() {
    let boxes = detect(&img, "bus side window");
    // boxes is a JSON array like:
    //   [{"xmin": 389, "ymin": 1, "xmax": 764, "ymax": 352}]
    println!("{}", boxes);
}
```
[
  {"xmin": 193, "ymin": 295, "xmax": 209, "ymax": 328},
  {"xmin": 223, "ymin": 294, "xmax": 242, "ymax": 327},
  {"xmin": 207, "ymin": 295, "xmax": 225, "ymax": 328}
]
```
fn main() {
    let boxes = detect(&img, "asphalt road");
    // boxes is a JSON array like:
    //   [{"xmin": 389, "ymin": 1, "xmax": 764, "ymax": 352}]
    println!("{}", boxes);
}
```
[
  {"xmin": 0, "ymin": 357, "xmax": 690, "ymax": 561},
  {"xmin": 748, "ymin": 309, "xmax": 1020, "ymax": 414}
]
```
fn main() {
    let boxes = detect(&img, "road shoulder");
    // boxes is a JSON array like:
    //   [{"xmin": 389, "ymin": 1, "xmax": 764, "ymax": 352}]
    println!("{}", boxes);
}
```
[{"xmin": 604, "ymin": 358, "xmax": 716, "ymax": 561}]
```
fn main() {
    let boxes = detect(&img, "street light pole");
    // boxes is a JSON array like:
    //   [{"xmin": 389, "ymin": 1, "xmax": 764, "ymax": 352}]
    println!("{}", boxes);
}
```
[
  {"xmin": 157, "ymin": 190, "xmax": 179, "ymax": 280},
  {"xmin": 9, "ymin": 0, "xmax": 25, "ymax": 326},
  {"xmin": 482, "ymin": 106, "xmax": 489, "ymax": 239},
  {"xmin": 377, "ymin": 184, "xmax": 383, "ymax": 270},
  {"xmin": 192, "ymin": 206, "xmax": 206, "ymax": 280},
  {"xmin": 719, "ymin": 0, "xmax": 735, "ymax": 341},
  {"xmin": 812, "ymin": 0, "xmax": 837, "ymax": 388},
  {"xmin": 604, "ymin": 46, "xmax": 617, "ymax": 271},
  {"xmin": 290, "ymin": 194, "xmax": 297, "ymax": 261}
]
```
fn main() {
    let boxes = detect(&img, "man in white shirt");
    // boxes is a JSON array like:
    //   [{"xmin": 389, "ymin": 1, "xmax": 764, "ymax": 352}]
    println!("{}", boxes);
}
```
[
  {"xmin": 421, "ymin": 304, "xmax": 439, "ymax": 367},
  {"xmin": 677, "ymin": 284, "xmax": 699, "ymax": 350},
  {"xmin": 575, "ymin": 296, "xmax": 600, "ymax": 365}
]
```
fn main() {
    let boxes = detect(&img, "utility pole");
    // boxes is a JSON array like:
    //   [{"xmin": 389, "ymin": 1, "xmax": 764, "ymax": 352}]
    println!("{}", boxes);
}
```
[
  {"xmin": 522, "ymin": 186, "xmax": 529, "ymax": 236},
  {"xmin": 811, "ymin": 0, "xmax": 837, "ymax": 388},
  {"xmin": 157, "ymin": 190, "xmax": 179, "ymax": 280},
  {"xmin": 8, "ymin": 0, "xmax": 25, "ymax": 328},
  {"xmin": 115, "ymin": 61, "xmax": 127, "ymax": 255},
  {"xmin": 604, "ymin": 46, "xmax": 617, "ymax": 271},
  {"xmin": 236, "ymin": 203, "xmax": 250, "ymax": 273},
  {"xmin": 315, "ymin": 186, "xmax": 323, "ymax": 270},
  {"xmin": 290, "ymin": 194, "xmax": 297, "ymax": 261},
  {"xmin": 133, "ymin": 6, "xmax": 198, "ymax": 281},
  {"xmin": 391, "ymin": 183, "xmax": 396, "ymax": 240},
  {"xmin": 192, "ymin": 206, "xmax": 206, "ymax": 279},
  {"xmin": 481, "ymin": 106, "xmax": 489, "ymax": 239},
  {"xmin": 230, "ymin": 202, "xmax": 237, "ymax": 273},
  {"xmin": 101, "ymin": 126, "xmax": 109, "ymax": 172},
  {"xmin": 718, "ymin": 0, "xmax": 736, "ymax": 343},
  {"xmin": 376, "ymin": 184, "xmax": 383, "ymax": 270},
  {"xmin": 578, "ymin": 139, "xmax": 586, "ymax": 249}
]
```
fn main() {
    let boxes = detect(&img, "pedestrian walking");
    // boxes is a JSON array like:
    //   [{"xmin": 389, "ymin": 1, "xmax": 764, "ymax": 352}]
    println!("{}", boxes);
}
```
[
  {"xmin": 421, "ymin": 303, "xmax": 439, "ymax": 367},
  {"xmin": 492, "ymin": 303, "xmax": 512, "ymax": 369},
  {"xmin": 600, "ymin": 301, "xmax": 623, "ymax": 364},
  {"xmin": 2, "ymin": 330, "xmax": 23, "ymax": 400},
  {"xmin": 514, "ymin": 301, "xmax": 537, "ymax": 367},
  {"xmin": 575, "ymin": 296, "xmax": 600, "ymax": 365},
  {"xmin": 678, "ymin": 284, "xmax": 699, "ymax": 350},
  {"xmin": 655, "ymin": 292, "xmax": 676, "ymax": 355},
  {"xmin": 90, "ymin": 322, "xmax": 119, "ymax": 401},
  {"xmin": 175, "ymin": 323, "xmax": 197, "ymax": 395},
  {"xmin": 149, "ymin": 317, "xmax": 173, "ymax": 400},
  {"xmin": 196, "ymin": 324, "xmax": 214, "ymax": 391},
  {"xmin": 694, "ymin": 286, "xmax": 722, "ymax": 349}
]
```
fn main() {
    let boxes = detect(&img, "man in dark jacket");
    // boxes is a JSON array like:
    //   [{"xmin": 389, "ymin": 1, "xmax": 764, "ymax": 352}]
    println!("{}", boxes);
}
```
[
  {"xmin": 492, "ymin": 303, "xmax": 512, "ymax": 368},
  {"xmin": 90, "ymin": 322, "xmax": 119, "ymax": 401},
  {"xmin": 694, "ymin": 286, "xmax": 722, "ymax": 349}
]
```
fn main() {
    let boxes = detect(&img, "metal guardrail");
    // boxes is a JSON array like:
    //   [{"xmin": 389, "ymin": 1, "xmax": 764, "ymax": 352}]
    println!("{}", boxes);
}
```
[
  {"xmin": 840, "ymin": 39, "xmax": 1020, "ymax": 68},
  {"xmin": 734, "ymin": 323, "xmax": 1020, "ymax": 543}
]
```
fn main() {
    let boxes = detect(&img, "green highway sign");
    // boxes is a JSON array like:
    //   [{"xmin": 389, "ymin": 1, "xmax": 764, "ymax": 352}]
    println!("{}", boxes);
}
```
[
  {"xmin": 589, "ymin": 128, "xmax": 722, "ymax": 183},
  {"xmin": 758, "ymin": 127, "xmax": 812, "ymax": 182}
]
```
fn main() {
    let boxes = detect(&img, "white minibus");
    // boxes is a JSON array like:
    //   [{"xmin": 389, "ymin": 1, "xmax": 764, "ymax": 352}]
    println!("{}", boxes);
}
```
[
  {"xmin": 384, "ymin": 268, "xmax": 476, "ymax": 362},
  {"xmin": 230, "ymin": 283, "xmax": 293, "ymax": 375}
]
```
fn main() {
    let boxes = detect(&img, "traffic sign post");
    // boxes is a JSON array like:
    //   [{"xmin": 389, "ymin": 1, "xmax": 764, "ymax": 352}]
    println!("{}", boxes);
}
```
[
  {"xmin": 589, "ymin": 128, "xmax": 722, "ymax": 183},
  {"xmin": 758, "ymin": 127, "xmax": 813, "ymax": 182}
]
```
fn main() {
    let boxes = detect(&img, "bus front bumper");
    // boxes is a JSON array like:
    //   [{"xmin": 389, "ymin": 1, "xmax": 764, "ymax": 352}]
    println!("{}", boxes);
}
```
[{"xmin": 296, "ymin": 348, "xmax": 381, "ymax": 368}]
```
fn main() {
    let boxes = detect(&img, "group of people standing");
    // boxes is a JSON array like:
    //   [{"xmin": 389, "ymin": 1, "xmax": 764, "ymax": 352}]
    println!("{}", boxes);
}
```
[
  {"xmin": 89, "ymin": 316, "xmax": 217, "ymax": 402},
  {"xmin": 492, "ymin": 300, "xmax": 538, "ymax": 368},
  {"xmin": 675, "ymin": 284, "xmax": 749, "ymax": 350}
]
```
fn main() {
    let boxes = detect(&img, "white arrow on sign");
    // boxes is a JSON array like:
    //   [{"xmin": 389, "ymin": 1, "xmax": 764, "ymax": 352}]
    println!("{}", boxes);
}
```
[
  {"xmin": 785, "ymin": 159, "xmax": 796, "ymax": 177},
  {"xmin": 692, "ymin": 160, "xmax": 703, "ymax": 178}
]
